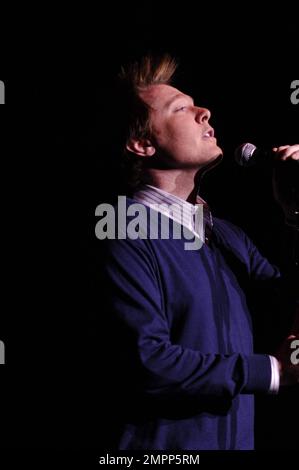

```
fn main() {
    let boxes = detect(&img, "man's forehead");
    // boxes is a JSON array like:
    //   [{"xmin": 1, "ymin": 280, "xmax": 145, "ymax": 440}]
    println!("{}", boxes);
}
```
[{"xmin": 140, "ymin": 84, "xmax": 186, "ymax": 107}]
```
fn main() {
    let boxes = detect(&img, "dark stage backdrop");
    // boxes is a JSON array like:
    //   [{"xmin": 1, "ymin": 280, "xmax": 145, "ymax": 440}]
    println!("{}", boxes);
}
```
[{"xmin": 0, "ymin": 6, "xmax": 298, "ymax": 454}]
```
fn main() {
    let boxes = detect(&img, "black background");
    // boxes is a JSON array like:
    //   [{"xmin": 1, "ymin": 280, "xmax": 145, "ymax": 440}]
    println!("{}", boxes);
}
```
[{"xmin": 0, "ymin": 4, "xmax": 298, "ymax": 454}]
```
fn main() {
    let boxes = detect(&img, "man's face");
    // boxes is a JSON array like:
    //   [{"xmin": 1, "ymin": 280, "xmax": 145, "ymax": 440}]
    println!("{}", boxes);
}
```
[{"xmin": 139, "ymin": 84, "xmax": 222, "ymax": 169}]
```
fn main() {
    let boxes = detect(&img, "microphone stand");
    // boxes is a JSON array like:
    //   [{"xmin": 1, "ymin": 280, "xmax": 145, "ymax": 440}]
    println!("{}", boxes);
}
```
[
  {"xmin": 285, "ymin": 224, "xmax": 299, "ymax": 334},
  {"xmin": 272, "ymin": 161, "xmax": 298, "ymax": 446},
  {"xmin": 273, "ymin": 159, "xmax": 299, "ymax": 335}
]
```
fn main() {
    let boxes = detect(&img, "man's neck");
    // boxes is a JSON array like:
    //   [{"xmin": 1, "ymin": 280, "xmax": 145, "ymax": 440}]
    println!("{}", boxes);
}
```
[{"xmin": 143, "ymin": 168, "xmax": 199, "ymax": 203}]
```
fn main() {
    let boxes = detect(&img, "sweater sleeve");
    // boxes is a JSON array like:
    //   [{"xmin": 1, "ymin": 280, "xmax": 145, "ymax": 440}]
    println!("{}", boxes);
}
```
[
  {"xmin": 214, "ymin": 218, "xmax": 281, "ymax": 282},
  {"xmin": 103, "ymin": 237, "xmax": 272, "ymax": 399},
  {"xmin": 244, "ymin": 233, "xmax": 281, "ymax": 281}
]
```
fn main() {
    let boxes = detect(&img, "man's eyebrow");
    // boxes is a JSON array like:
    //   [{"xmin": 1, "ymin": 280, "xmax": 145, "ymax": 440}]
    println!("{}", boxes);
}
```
[{"xmin": 164, "ymin": 94, "xmax": 194, "ymax": 109}]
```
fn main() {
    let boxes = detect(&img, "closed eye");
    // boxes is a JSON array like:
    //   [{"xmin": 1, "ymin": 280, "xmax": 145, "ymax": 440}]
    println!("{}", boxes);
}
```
[
  {"xmin": 173, "ymin": 98, "xmax": 194, "ymax": 112},
  {"xmin": 174, "ymin": 105, "xmax": 188, "ymax": 112}
]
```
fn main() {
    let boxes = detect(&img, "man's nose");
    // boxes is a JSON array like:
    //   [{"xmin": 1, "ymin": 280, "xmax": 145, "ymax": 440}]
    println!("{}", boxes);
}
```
[{"xmin": 195, "ymin": 107, "xmax": 211, "ymax": 123}]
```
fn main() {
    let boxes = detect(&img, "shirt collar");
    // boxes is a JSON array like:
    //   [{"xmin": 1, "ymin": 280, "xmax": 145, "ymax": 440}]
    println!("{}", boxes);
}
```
[{"xmin": 133, "ymin": 184, "xmax": 213, "ymax": 242}]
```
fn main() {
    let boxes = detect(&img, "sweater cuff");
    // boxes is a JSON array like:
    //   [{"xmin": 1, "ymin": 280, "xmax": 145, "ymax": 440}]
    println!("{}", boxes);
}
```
[{"xmin": 243, "ymin": 354, "xmax": 272, "ymax": 393}]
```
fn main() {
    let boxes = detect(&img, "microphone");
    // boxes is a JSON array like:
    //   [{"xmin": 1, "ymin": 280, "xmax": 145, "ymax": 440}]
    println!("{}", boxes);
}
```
[
  {"xmin": 235, "ymin": 142, "xmax": 299, "ymax": 230},
  {"xmin": 234, "ymin": 143, "xmax": 274, "ymax": 167}
]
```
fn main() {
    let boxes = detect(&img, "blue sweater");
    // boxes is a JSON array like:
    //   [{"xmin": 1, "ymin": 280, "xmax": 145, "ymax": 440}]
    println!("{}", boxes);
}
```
[{"xmin": 102, "ymin": 198, "xmax": 280, "ymax": 450}]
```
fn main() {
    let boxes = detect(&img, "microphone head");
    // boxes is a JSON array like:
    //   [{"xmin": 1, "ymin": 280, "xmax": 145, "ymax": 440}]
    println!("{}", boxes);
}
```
[{"xmin": 234, "ymin": 143, "xmax": 257, "ymax": 167}]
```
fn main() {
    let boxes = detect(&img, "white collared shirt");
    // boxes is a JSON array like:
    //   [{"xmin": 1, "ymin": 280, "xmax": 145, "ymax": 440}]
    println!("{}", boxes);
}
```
[{"xmin": 133, "ymin": 184, "xmax": 212, "ymax": 244}]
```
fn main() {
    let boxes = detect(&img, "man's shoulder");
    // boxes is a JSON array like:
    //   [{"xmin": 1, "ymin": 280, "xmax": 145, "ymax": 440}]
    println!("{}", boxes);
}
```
[{"xmin": 211, "ymin": 216, "xmax": 259, "ymax": 264}]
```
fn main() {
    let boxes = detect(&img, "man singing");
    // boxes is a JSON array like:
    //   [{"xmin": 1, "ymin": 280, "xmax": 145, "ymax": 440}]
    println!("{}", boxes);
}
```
[{"xmin": 99, "ymin": 54, "xmax": 299, "ymax": 450}]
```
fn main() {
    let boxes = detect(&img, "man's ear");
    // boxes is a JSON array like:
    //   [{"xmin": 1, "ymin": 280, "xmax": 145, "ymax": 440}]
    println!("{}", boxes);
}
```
[{"xmin": 126, "ymin": 138, "xmax": 156, "ymax": 157}]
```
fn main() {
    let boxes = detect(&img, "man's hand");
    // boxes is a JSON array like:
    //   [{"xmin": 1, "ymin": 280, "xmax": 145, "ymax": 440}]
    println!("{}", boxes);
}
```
[
  {"xmin": 272, "ymin": 144, "xmax": 299, "ymax": 162},
  {"xmin": 275, "ymin": 334, "xmax": 299, "ymax": 387},
  {"xmin": 272, "ymin": 144, "xmax": 299, "ymax": 228}
]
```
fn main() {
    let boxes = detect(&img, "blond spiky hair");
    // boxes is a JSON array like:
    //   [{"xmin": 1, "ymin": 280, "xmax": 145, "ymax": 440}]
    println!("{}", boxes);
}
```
[{"xmin": 119, "ymin": 54, "xmax": 177, "ymax": 90}]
